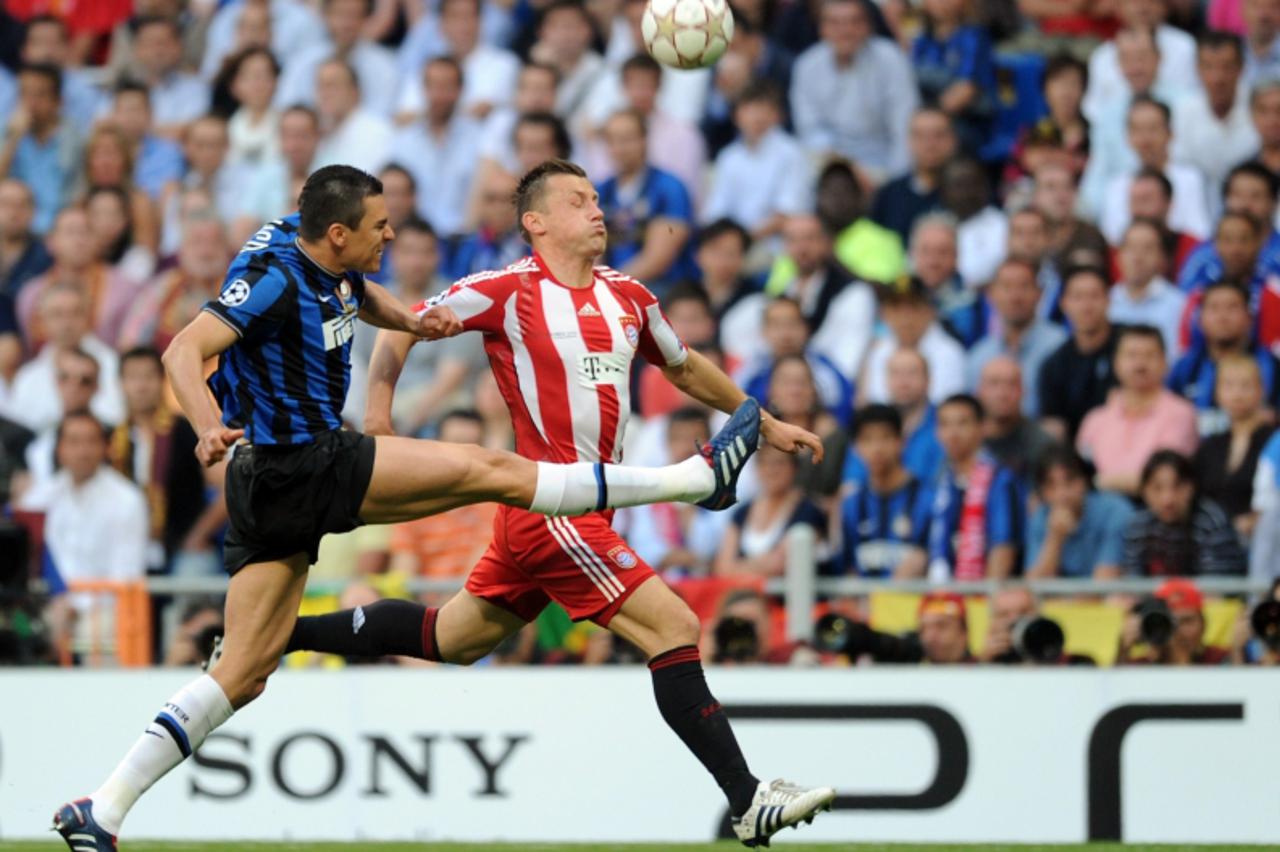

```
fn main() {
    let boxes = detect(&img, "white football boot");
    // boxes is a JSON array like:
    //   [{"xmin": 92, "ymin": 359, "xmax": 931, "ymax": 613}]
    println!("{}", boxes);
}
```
[{"xmin": 732, "ymin": 778, "xmax": 837, "ymax": 847}]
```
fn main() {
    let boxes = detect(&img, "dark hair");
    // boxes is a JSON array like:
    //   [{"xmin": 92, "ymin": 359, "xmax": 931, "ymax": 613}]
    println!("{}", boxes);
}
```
[
  {"xmin": 662, "ymin": 281, "xmax": 712, "ymax": 312},
  {"xmin": 994, "ymin": 256, "xmax": 1039, "ymax": 284},
  {"xmin": 1061, "ymin": 265, "xmax": 1111, "ymax": 296},
  {"xmin": 282, "ymin": 103, "xmax": 320, "ymax": 128},
  {"xmin": 669, "ymin": 405, "xmax": 711, "ymax": 431},
  {"xmin": 1140, "ymin": 449, "xmax": 1196, "ymax": 489},
  {"xmin": 1116, "ymin": 323, "xmax": 1166, "ymax": 354},
  {"xmin": 763, "ymin": 294, "xmax": 805, "ymax": 320},
  {"xmin": 1122, "ymin": 216, "xmax": 1174, "ymax": 260},
  {"xmin": 1033, "ymin": 445, "xmax": 1089, "ymax": 490},
  {"xmin": 697, "ymin": 217, "xmax": 751, "ymax": 252},
  {"xmin": 1132, "ymin": 166, "xmax": 1173, "ymax": 200},
  {"xmin": 879, "ymin": 277, "xmax": 932, "ymax": 307},
  {"xmin": 25, "ymin": 13, "xmax": 67, "ymax": 36},
  {"xmin": 1218, "ymin": 208, "xmax": 1266, "ymax": 238},
  {"xmin": 18, "ymin": 62, "xmax": 61, "ymax": 97},
  {"xmin": 522, "ymin": 60, "xmax": 561, "ymax": 86},
  {"xmin": 120, "ymin": 345, "xmax": 163, "ymax": 375},
  {"xmin": 113, "ymin": 77, "xmax": 152, "ymax": 105},
  {"xmin": 379, "ymin": 162, "xmax": 417, "ymax": 192},
  {"xmin": 1201, "ymin": 278, "xmax": 1251, "ymax": 307},
  {"xmin": 622, "ymin": 53, "xmax": 662, "ymax": 80},
  {"xmin": 513, "ymin": 158, "xmax": 587, "ymax": 242},
  {"xmin": 425, "ymin": 54, "xmax": 464, "ymax": 85},
  {"xmin": 853, "ymin": 403, "xmax": 903, "ymax": 439},
  {"xmin": 57, "ymin": 346, "xmax": 98, "ymax": 376},
  {"xmin": 1225, "ymin": 160, "xmax": 1280, "ymax": 202},
  {"xmin": 439, "ymin": 0, "xmax": 482, "ymax": 15},
  {"xmin": 939, "ymin": 392, "xmax": 984, "ymax": 421},
  {"xmin": 735, "ymin": 79, "xmax": 783, "ymax": 111},
  {"xmin": 133, "ymin": 14, "xmax": 181, "ymax": 39},
  {"xmin": 606, "ymin": 106, "xmax": 648, "ymax": 138},
  {"xmin": 55, "ymin": 408, "xmax": 106, "ymax": 446},
  {"xmin": 297, "ymin": 165, "xmax": 383, "ymax": 241},
  {"xmin": 540, "ymin": 0, "xmax": 594, "ymax": 28},
  {"xmin": 1042, "ymin": 53, "xmax": 1088, "ymax": 91},
  {"xmin": 1128, "ymin": 94, "xmax": 1171, "ymax": 127},
  {"xmin": 85, "ymin": 185, "xmax": 134, "ymax": 263},
  {"xmin": 438, "ymin": 408, "xmax": 484, "ymax": 431},
  {"xmin": 1198, "ymin": 29, "xmax": 1244, "ymax": 64},
  {"xmin": 515, "ymin": 111, "xmax": 573, "ymax": 161},
  {"xmin": 227, "ymin": 46, "xmax": 281, "ymax": 88},
  {"xmin": 396, "ymin": 215, "xmax": 436, "ymax": 240},
  {"xmin": 318, "ymin": 57, "xmax": 360, "ymax": 91}
]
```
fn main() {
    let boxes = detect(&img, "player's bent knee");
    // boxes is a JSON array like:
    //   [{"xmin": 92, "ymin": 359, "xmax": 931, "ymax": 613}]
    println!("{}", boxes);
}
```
[{"xmin": 661, "ymin": 604, "xmax": 702, "ymax": 648}]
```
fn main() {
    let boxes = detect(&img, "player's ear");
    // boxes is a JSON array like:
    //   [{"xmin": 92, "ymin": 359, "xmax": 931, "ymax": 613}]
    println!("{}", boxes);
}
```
[
  {"xmin": 327, "ymin": 221, "xmax": 348, "ymax": 248},
  {"xmin": 521, "ymin": 209, "xmax": 544, "ymax": 238}
]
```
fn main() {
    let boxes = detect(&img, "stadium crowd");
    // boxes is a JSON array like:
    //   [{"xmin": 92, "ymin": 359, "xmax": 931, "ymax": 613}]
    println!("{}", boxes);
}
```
[{"xmin": 1, "ymin": 0, "xmax": 1279, "ymax": 669}]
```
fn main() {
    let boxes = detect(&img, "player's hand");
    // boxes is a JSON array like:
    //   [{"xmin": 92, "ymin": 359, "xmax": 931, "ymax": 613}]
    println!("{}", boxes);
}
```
[
  {"xmin": 417, "ymin": 305, "xmax": 462, "ymax": 340},
  {"xmin": 760, "ymin": 415, "xmax": 825, "ymax": 463},
  {"xmin": 195, "ymin": 427, "xmax": 244, "ymax": 467}
]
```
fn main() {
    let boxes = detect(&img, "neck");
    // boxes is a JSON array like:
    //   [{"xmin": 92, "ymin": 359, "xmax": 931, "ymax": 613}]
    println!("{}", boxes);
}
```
[
  {"xmin": 1210, "ymin": 96, "xmax": 1234, "ymax": 119},
  {"xmin": 1233, "ymin": 412, "xmax": 1265, "ymax": 435},
  {"xmin": 868, "ymin": 465, "xmax": 908, "ymax": 493},
  {"xmin": 132, "ymin": 404, "xmax": 160, "ymax": 425},
  {"xmin": 985, "ymin": 415, "xmax": 1019, "ymax": 439},
  {"xmin": 618, "ymin": 165, "xmax": 644, "ymax": 184},
  {"xmin": 0, "ymin": 231, "xmax": 26, "ymax": 252},
  {"xmin": 950, "ymin": 453, "xmax": 977, "ymax": 477},
  {"xmin": 538, "ymin": 245, "xmax": 595, "ymax": 288},
  {"xmin": 1208, "ymin": 339, "xmax": 1244, "ymax": 361},
  {"xmin": 1074, "ymin": 321, "xmax": 1110, "ymax": 352},
  {"xmin": 703, "ymin": 274, "xmax": 734, "ymax": 300},
  {"xmin": 30, "ymin": 119, "xmax": 56, "ymax": 142},
  {"xmin": 932, "ymin": 18, "xmax": 960, "ymax": 37},
  {"xmin": 295, "ymin": 238, "xmax": 345, "ymax": 276},
  {"xmin": 70, "ymin": 470, "xmax": 95, "ymax": 487},
  {"xmin": 900, "ymin": 400, "xmax": 927, "ymax": 431},
  {"xmin": 428, "ymin": 111, "xmax": 452, "ymax": 133},
  {"xmin": 1124, "ymin": 275, "xmax": 1155, "ymax": 297},
  {"xmin": 1002, "ymin": 319, "xmax": 1032, "ymax": 347},
  {"xmin": 1121, "ymin": 385, "xmax": 1160, "ymax": 409}
]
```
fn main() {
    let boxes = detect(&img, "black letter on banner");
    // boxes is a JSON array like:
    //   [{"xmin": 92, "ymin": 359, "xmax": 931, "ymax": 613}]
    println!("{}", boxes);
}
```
[
  {"xmin": 191, "ymin": 733, "xmax": 252, "ymax": 800},
  {"xmin": 456, "ymin": 735, "xmax": 529, "ymax": 796},
  {"xmin": 272, "ymin": 732, "xmax": 345, "ymax": 800},
  {"xmin": 363, "ymin": 735, "xmax": 435, "ymax": 796},
  {"xmin": 1086, "ymin": 702, "xmax": 1243, "ymax": 841},
  {"xmin": 713, "ymin": 704, "xmax": 969, "ymax": 841}
]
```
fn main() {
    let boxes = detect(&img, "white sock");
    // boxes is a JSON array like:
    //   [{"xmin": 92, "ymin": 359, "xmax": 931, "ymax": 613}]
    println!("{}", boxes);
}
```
[
  {"xmin": 90, "ymin": 674, "xmax": 234, "ymax": 834},
  {"xmin": 530, "ymin": 457, "xmax": 715, "ymax": 515}
]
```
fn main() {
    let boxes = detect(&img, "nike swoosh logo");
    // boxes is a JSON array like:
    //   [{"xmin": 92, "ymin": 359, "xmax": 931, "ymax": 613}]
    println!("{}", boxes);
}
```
[{"xmin": 318, "ymin": 295, "xmax": 334, "ymax": 303}]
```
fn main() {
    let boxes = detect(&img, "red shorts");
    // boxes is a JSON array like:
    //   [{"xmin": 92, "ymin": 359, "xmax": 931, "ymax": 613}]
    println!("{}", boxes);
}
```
[{"xmin": 465, "ymin": 505, "xmax": 655, "ymax": 625}]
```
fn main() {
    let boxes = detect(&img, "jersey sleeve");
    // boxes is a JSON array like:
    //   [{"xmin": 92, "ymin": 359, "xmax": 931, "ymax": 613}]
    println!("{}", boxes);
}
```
[
  {"xmin": 607, "ymin": 272, "xmax": 688, "ymax": 367},
  {"xmin": 421, "ymin": 269, "xmax": 515, "ymax": 334},
  {"xmin": 202, "ymin": 260, "xmax": 292, "ymax": 341}
]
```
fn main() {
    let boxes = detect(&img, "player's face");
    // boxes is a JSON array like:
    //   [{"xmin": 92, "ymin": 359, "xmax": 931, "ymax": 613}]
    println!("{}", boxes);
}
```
[
  {"xmin": 342, "ymin": 195, "xmax": 394, "ymax": 273},
  {"xmin": 531, "ymin": 174, "xmax": 606, "ymax": 259}
]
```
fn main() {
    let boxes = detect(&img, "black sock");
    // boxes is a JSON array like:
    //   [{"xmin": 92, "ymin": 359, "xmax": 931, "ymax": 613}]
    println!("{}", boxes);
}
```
[
  {"xmin": 649, "ymin": 645, "xmax": 759, "ymax": 816},
  {"xmin": 286, "ymin": 599, "xmax": 442, "ymax": 661}
]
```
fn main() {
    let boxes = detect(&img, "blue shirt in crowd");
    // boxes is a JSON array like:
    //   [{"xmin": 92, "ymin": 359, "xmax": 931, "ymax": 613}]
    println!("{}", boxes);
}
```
[
  {"xmin": 743, "ymin": 350, "xmax": 855, "ymax": 428},
  {"xmin": 843, "ymin": 404, "xmax": 944, "ymax": 486},
  {"xmin": 597, "ymin": 166, "xmax": 697, "ymax": 293},
  {"xmin": 1167, "ymin": 343, "xmax": 1280, "ymax": 434},
  {"xmin": 926, "ymin": 459, "xmax": 1023, "ymax": 569},
  {"xmin": 134, "ymin": 134, "xmax": 186, "ymax": 200},
  {"xmin": 8, "ymin": 126, "xmax": 80, "ymax": 234},
  {"xmin": 1024, "ymin": 491, "xmax": 1135, "ymax": 578},
  {"xmin": 834, "ymin": 475, "xmax": 933, "ymax": 578}
]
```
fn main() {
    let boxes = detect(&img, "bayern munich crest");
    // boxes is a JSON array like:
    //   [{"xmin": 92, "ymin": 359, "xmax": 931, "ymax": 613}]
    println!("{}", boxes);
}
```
[
  {"xmin": 619, "ymin": 315, "xmax": 640, "ymax": 348},
  {"xmin": 608, "ymin": 545, "xmax": 638, "ymax": 569}
]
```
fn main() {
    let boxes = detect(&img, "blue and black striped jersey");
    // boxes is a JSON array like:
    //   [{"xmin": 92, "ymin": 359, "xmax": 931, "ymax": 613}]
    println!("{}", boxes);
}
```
[
  {"xmin": 833, "ymin": 476, "xmax": 933, "ymax": 578},
  {"xmin": 202, "ymin": 214, "xmax": 367, "ymax": 445}
]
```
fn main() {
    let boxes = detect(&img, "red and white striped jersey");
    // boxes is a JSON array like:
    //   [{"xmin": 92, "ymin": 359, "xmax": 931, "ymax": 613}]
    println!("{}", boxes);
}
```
[{"xmin": 413, "ymin": 254, "xmax": 688, "ymax": 463}]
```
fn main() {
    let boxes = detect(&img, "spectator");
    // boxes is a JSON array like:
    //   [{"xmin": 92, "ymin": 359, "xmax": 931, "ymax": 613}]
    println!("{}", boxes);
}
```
[
  {"xmin": 1109, "ymin": 218, "xmax": 1186, "ymax": 357},
  {"xmin": 311, "ymin": 58, "xmax": 392, "ymax": 176},
  {"xmin": 1123, "ymin": 450, "xmax": 1246, "ymax": 575},
  {"xmin": 870, "ymin": 107, "xmax": 957, "ymax": 242},
  {"xmin": 696, "ymin": 219, "xmax": 760, "ymax": 363},
  {"xmin": 17, "ymin": 409, "xmax": 148, "ymax": 660},
  {"xmin": 129, "ymin": 15, "xmax": 210, "ymax": 137},
  {"xmin": 1168, "ymin": 278, "xmax": 1280, "ymax": 436},
  {"xmin": 1251, "ymin": 79, "xmax": 1280, "ymax": 177},
  {"xmin": 22, "ymin": 346, "xmax": 105, "ymax": 486},
  {"xmin": 84, "ymin": 125, "xmax": 162, "ymax": 254},
  {"xmin": 162, "ymin": 600, "xmax": 223, "ymax": 668},
  {"xmin": 1033, "ymin": 159, "xmax": 1110, "ymax": 274},
  {"xmin": 531, "ymin": 0, "xmax": 606, "ymax": 126},
  {"xmin": 0, "ymin": 407, "xmax": 33, "ymax": 506},
  {"xmin": 1007, "ymin": 206, "xmax": 1063, "ymax": 322},
  {"xmin": 1005, "ymin": 54, "xmax": 1090, "ymax": 188},
  {"xmin": 119, "ymin": 211, "xmax": 230, "ymax": 352},
  {"xmin": 713, "ymin": 443, "xmax": 827, "ymax": 577},
  {"xmin": 832, "ymin": 404, "xmax": 931, "ymax": 578},
  {"xmin": 1174, "ymin": 32, "xmax": 1259, "ymax": 199},
  {"xmin": 638, "ymin": 285, "xmax": 720, "ymax": 419},
  {"xmin": 1193, "ymin": 354, "xmax": 1274, "ymax": 535},
  {"xmin": 708, "ymin": 587, "xmax": 790, "ymax": 664},
  {"xmin": 844, "ymin": 347, "xmax": 945, "ymax": 486},
  {"xmin": 268, "ymin": 105, "xmax": 320, "ymax": 217},
  {"xmin": 475, "ymin": 62, "xmax": 560, "ymax": 182},
  {"xmin": 701, "ymin": 81, "xmax": 811, "ymax": 240},
  {"xmin": 109, "ymin": 347, "xmax": 225, "ymax": 575},
  {"xmin": 917, "ymin": 591, "xmax": 972, "ymax": 664},
  {"xmin": 164, "ymin": 115, "xmax": 259, "ymax": 251},
  {"xmin": 1027, "ymin": 446, "xmax": 1135, "ymax": 578},
  {"xmin": 1078, "ymin": 325, "xmax": 1199, "ymax": 495},
  {"xmin": 225, "ymin": 47, "xmax": 281, "ymax": 167},
  {"xmin": 596, "ymin": 109, "xmax": 696, "ymax": 291},
  {"xmin": 0, "ymin": 177, "xmax": 51, "ymax": 301},
  {"xmin": 274, "ymin": 0, "xmax": 398, "ymax": 117},
  {"xmin": 911, "ymin": 0, "xmax": 996, "ymax": 154},
  {"xmin": 1100, "ymin": 96, "xmax": 1212, "ymax": 244},
  {"xmin": 1083, "ymin": 0, "xmax": 1198, "ymax": 124},
  {"xmin": 805, "ymin": 159, "xmax": 906, "ymax": 286},
  {"xmin": 511, "ymin": 112, "xmax": 574, "ymax": 178},
  {"xmin": 389, "ymin": 57, "xmax": 482, "ymax": 238},
  {"xmin": 0, "ymin": 63, "xmax": 80, "ymax": 235},
  {"xmin": 1040, "ymin": 267, "xmax": 1121, "ymax": 443},
  {"xmin": 978, "ymin": 356, "xmax": 1057, "ymax": 479},
  {"xmin": 860, "ymin": 279, "xmax": 966, "ymax": 405},
  {"xmin": 763, "ymin": 354, "xmax": 850, "ymax": 499},
  {"xmin": 1243, "ymin": 0, "xmax": 1280, "ymax": 84},
  {"xmin": 1231, "ymin": 577, "xmax": 1280, "ymax": 663},
  {"xmin": 740, "ymin": 297, "xmax": 853, "ymax": 426},
  {"xmin": 1124, "ymin": 167, "xmax": 1199, "ymax": 277},
  {"xmin": 84, "ymin": 185, "xmax": 154, "ymax": 292},
  {"xmin": 5, "ymin": 285, "xmax": 122, "ymax": 433},
  {"xmin": 977, "ymin": 584, "xmax": 1037, "ymax": 662},
  {"xmin": 967, "ymin": 259, "xmax": 1068, "ymax": 417},
  {"xmin": 387, "ymin": 410, "xmax": 501, "ymax": 580},
  {"xmin": 942, "ymin": 156, "xmax": 1008, "ymax": 287},
  {"xmin": 616, "ymin": 407, "xmax": 729, "ymax": 576},
  {"xmin": 909, "ymin": 213, "xmax": 986, "ymax": 346},
  {"xmin": 17, "ymin": 207, "xmax": 144, "ymax": 352},
  {"xmin": 19, "ymin": 14, "xmax": 104, "ymax": 134},
  {"xmin": 107, "ymin": 80, "xmax": 185, "ymax": 203},
  {"xmin": 926, "ymin": 394, "xmax": 1022, "ymax": 580},
  {"xmin": 790, "ymin": 0, "xmax": 917, "ymax": 180},
  {"xmin": 446, "ymin": 168, "xmax": 524, "ymax": 281},
  {"xmin": 1119, "ymin": 579, "xmax": 1230, "ymax": 663}
]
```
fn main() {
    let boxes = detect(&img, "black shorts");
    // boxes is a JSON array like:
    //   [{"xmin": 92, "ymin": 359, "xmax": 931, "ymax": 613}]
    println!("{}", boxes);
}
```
[{"xmin": 223, "ymin": 430, "xmax": 377, "ymax": 575}]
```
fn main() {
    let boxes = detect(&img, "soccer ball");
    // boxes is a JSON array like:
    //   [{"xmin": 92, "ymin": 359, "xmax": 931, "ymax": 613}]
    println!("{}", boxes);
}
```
[{"xmin": 641, "ymin": 0, "xmax": 735, "ymax": 70}]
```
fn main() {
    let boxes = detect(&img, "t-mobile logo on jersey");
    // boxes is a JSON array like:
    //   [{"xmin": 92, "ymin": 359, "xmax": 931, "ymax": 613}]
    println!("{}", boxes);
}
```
[
  {"xmin": 322, "ymin": 313, "xmax": 356, "ymax": 351},
  {"xmin": 576, "ymin": 351, "xmax": 628, "ymax": 388}
]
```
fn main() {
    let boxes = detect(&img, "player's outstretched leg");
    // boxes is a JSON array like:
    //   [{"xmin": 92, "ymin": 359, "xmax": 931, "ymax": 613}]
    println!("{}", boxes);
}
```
[
  {"xmin": 53, "ymin": 555, "xmax": 309, "ymax": 850},
  {"xmin": 357, "ymin": 398, "xmax": 761, "ymax": 523},
  {"xmin": 606, "ymin": 577, "xmax": 835, "ymax": 848}
]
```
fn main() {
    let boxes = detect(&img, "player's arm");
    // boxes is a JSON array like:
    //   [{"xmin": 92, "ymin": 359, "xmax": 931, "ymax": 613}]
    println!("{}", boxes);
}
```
[
  {"xmin": 163, "ymin": 312, "xmax": 243, "ymax": 467},
  {"xmin": 661, "ymin": 348, "xmax": 825, "ymax": 461},
  {"xmin": 364, "ymin": 328, "xmax": 418, "ymax": 436},
  {"xmin": 359, "ymin": 279, "xmax": 462, "ymax": 338}
]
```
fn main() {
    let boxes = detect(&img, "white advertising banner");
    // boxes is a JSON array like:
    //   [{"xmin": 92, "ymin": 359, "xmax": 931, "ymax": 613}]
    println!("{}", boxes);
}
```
[{"xmin": 1, "ymin": 668, "xmax": 1277, "ymax": 844}]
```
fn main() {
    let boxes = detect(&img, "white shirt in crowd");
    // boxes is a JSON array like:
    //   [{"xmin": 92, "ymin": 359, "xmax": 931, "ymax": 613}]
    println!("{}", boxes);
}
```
[
  {"xmin": 860, "ymin": 326, "xmax": 967, "ymax": 405},
  {"xmin": 1108, "ymin": 275, "xmax": 1187, "ymax": 359},
  {"xmin": 312, "ymin": 108, "xmax": 393, "ymax": 176},
  {"xmin": 396, "ymin": 45, "xmax": 521, "ymax": 117},
  {"xmin": 389, "ymin": 115, "xmax": 484, "ymax": 236},
  {"xmin": 702, "ymin": 127, "xmax": 812, "ymax": 231},
  {"xmin": 148, "ymin": 71, "xmax": 211, "ymax": 128},
  {"xmin": 956, "ymin": 205, "xmax": 1009, "ymax": 287},
  {"xmin": 3, "ymin": 337, "xmax": 123, "ymax": 433},
  {"xmin": 1082, "ymin": 24, "xmax": 1199, "ymax": 123},
  {"xmin": 1100, "ymin": 164, "xmax": 1211, "ymax": 244},
  {"xmin": 276, "ymin": 41, "xmax": 401, "ymax": 117},
  {"xmin": 202, "ymin": 0, "xmax": 326, "ymax": 79},
  {"xmin": 1172, "ymin": 89, "xmax": 1259, "ymax": 209}
]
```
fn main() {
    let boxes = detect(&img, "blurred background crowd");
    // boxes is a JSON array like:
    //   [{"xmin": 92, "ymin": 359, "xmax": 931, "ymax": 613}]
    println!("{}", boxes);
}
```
[{"xmin": 1, "ymin": 0, "xmax": 1279, "ymax": 671}]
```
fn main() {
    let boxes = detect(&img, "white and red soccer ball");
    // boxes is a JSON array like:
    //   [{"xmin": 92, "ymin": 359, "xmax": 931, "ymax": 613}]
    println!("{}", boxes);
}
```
[{"xmin": 641, "ymin": 0, "xmax": 735, "ymax": 70}]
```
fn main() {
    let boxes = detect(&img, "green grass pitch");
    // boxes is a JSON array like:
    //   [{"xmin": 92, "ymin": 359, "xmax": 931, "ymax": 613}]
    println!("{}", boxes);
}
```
[{"xmin": 2, "ymin": 843, "xmax": 1269, "ymax": 851}]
